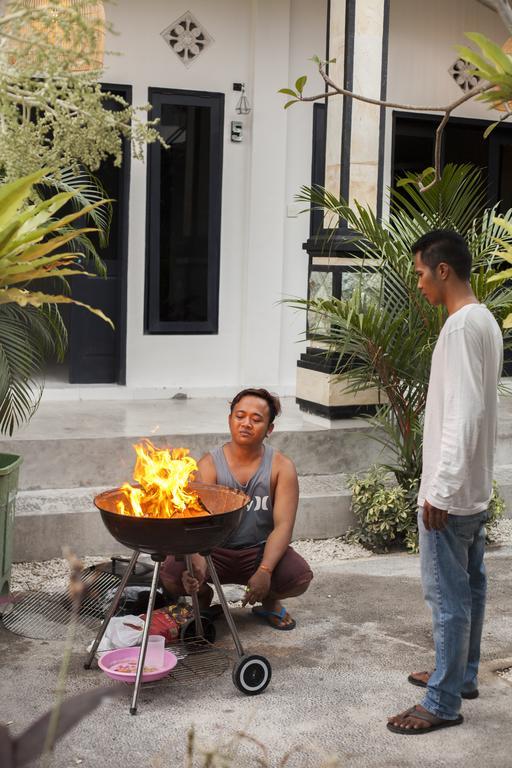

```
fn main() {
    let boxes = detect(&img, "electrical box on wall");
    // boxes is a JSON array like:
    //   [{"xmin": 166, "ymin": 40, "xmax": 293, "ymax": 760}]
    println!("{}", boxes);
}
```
[{"xmin": 231, "ymin": 121, "xmax": 243, "ymax": 142}]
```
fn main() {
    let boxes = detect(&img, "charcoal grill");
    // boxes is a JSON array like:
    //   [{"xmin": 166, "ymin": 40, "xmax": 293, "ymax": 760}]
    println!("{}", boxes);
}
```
[{"xmin": 85, "ymin": 482, "xmax": 272, "ymax": 714}]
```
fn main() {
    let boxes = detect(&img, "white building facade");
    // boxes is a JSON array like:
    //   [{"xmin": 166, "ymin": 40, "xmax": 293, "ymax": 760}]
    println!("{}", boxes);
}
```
[{"xmin": 58, "ymin": 0, "xmax": 510, "ymax": 404}]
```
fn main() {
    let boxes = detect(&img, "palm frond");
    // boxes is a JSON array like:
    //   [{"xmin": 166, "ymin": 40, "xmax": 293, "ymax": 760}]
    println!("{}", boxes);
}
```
[
  {"xmin": 59, "ymin": 227, "xmax": 107, "ymax": 277},
  {"xmin": 43, "ymin": 168, "xmax": 113, "ymax": 247},
  {"xmin": 0, "ymin": 304, "xmax": 62, "ymax": 435}
]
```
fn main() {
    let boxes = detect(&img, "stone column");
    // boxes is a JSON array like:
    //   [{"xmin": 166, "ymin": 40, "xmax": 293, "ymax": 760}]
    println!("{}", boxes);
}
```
[{"xmin": 296, "ymin": 0, "xmax": 390, "ymax": 422}]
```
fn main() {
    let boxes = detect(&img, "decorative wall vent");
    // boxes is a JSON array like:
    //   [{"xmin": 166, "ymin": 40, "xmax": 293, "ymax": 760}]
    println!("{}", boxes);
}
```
[
  {"xmin": 448, "ymin": 58, "xmax": 481, "ymax": 92},
  {"xmin": 161, "ymin": 11, "xmax": 212, "ymax": 67}
]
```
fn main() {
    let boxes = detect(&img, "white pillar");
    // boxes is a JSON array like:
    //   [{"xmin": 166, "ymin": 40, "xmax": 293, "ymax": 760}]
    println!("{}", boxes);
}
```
[
  {"xmin": 296, "ymin": 0, "xmax": 390, "ymax": 421},
  {"xmin": 326, "ymin": 0, "xmax": 389, "ymax": 213},
  {"xmin": 239, "ymin": 0, "xmax": 291, "ymax": 388}
]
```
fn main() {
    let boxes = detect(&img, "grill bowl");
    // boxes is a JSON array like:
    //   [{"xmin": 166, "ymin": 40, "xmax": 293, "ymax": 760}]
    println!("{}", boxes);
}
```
[{"xmin": 95, "ymin": 482, "xmax": 249, "ymax": 556}]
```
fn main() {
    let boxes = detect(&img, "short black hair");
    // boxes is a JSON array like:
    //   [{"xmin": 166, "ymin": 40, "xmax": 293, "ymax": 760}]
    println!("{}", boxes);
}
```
[
  {"xmin": 411, "ymin": 230, "xmax": 472, "ymax": 280},
  {"xmin": 230, "ymin": 388, "xmax": 281, "ymax": 425}
]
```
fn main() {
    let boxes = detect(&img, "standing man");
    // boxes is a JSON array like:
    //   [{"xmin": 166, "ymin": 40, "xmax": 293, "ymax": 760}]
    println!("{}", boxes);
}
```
[
  {"xmin": 388, "ymin": 230, "xmax": 503, "ymax": 734},
  {"xmin": 161, "ymin": 388, "xmax": 313, "ymax": 630}
]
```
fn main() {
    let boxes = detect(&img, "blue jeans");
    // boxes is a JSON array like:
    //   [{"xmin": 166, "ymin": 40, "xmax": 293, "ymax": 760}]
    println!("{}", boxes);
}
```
[{"xmin": 418, "ymin": 508, "xmax": 488, "ymax": 720}]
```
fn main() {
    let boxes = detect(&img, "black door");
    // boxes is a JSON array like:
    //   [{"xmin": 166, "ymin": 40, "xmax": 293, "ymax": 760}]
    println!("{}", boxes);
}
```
[{"xmin": 68, "ymin": 84, "xmax": 131, "ymax": 384}]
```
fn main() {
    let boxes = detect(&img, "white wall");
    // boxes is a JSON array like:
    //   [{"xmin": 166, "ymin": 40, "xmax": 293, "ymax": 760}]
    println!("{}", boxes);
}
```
[
  {"xmin": 102, "ymin": 0, "xmax": 326, "ymax": 396},
  {"xmin": 387, "ymin": 0, "xmax": 506, "ymax": 117},
  {"xmin": 382, "ymin": 0, "xmax": 508, "ymax": 208}
]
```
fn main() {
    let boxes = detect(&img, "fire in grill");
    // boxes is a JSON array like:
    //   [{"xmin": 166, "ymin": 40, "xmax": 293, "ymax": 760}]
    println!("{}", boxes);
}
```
[
  {"xmin": 86, "ymin": 441, "xmax": 273, "ymax": 712},
  {"xmin": 96, "ymin": 481, "xmax": 249, "ymax": 555}
]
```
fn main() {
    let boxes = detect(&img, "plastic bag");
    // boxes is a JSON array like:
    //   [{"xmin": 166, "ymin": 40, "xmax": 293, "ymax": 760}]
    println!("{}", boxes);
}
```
[{"xmin": 92, "ymin": 615, "xmax": 144, "ymax": 652}]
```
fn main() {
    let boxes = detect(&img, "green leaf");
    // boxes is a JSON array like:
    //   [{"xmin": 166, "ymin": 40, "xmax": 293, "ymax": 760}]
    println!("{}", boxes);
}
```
[
  {"xmin": 295, "ymin": 76, "xmax": 307, "ymax": 94},
  {"xmin": 278, "ymin": 88, "xmax": 298, "ymax": 97},
  {"xmin": 284, "ymin": 100, "xmax": 299, "ymax": 109},
  {"xmin": 487, "ymin": 267, "xmax": 512, "ymax": 283},
  {"xmin": 456, "ymin": 45, "xmax": 495, "ymax": 78},
  {"xmin": 0, "ymin": 170, "xmax": 50, "ymax": 232},
  {"xmin": 483, "ymin": 121, "xmax": 499, "ymax": 139},
  {"xmin": 466, "ymin": 32, "xmax": 512, "ymax": 74}
]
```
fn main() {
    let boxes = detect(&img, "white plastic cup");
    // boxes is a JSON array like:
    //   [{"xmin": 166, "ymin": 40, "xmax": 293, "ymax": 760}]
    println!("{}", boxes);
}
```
[{"xmin": 145, "ymin": 635, "xmax": 165, "ymax": 669}]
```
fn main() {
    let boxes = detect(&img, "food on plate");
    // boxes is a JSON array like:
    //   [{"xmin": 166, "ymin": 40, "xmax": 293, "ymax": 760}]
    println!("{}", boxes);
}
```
[{"xmin": 111, "ymin": 658, "xmax": 158, "ymax": 674}]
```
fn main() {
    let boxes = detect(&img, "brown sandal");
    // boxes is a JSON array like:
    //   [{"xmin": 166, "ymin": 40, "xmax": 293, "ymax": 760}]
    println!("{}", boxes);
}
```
[{"xmin": 387, "ymin": 705, "xmax": 464, "ymax": 735}]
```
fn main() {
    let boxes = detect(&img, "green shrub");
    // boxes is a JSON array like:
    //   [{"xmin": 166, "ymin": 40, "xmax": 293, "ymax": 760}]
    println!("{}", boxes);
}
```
[
  {"xmin": 347, "ymin": 469, "xmax": 506, "ymax": 553},
  {"xmin": 487, "ymin": 481, "xmax": 506, "ymax": 542},
  {"xmin": 346, "ymin": 466, "xmax": 418, "ymax": 553}
]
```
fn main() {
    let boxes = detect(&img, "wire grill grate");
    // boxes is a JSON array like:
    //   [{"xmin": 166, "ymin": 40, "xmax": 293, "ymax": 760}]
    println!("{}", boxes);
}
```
[
  {"xmin": 122, "ymin": 637, "xmax": 232, "ymax": 691},
  {"xmin": 1, "ymin": 568, "xmax": 121, "ymax": 640}
]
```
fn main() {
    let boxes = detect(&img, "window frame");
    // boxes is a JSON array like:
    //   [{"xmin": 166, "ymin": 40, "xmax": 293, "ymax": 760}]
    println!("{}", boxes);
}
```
[
  {"xmin": 144, "ymin": 87, "xmax": 224, "ymax": 334},
  {"xmin": 391, "ymin": 109, "xmax": 512, "ymax": 207}
]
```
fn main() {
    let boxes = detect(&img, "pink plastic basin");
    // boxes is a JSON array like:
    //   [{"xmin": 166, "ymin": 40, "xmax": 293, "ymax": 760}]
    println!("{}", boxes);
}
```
[{"xmin": 98, "ymin": 646, "xmax": 178, "ymax": 683}]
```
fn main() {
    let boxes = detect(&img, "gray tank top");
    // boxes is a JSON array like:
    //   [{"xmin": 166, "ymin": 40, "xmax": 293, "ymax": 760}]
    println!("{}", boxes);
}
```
[{"xmin": 211, "ymin": 444, "xmax": 274, "ymax": 549}]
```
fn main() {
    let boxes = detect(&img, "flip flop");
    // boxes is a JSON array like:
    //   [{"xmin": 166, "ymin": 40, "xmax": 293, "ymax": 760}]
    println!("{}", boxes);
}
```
[
  {"xmin": 252, "ymin": 605, "xmax": 296, "ymax": 631},
  {"xmin": 387, "ymin": 705, "xmax": 464, "ymax": 735},
  {"xmin": 408, "ymin": 672, "xmax": 479, "ymax": 699}
]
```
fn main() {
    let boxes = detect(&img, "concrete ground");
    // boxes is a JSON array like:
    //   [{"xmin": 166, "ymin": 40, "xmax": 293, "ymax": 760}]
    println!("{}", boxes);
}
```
[{"xmin": 1, "ymin": 547, "xmax": 511, "ymax": 768}]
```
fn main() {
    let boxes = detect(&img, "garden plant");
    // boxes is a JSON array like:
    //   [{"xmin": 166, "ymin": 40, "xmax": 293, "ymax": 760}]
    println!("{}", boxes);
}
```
[{"xmin": 0, "ymin": 170, "xmax": 113, "ymax": 435}]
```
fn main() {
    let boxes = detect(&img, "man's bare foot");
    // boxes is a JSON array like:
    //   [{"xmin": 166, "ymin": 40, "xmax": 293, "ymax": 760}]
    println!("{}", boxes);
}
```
[
  {"xmin": 388, "ymin": 704, "xmax": 436, "ymax": 731},
  {"xmin": 408, "ymin": 671, "xmax": 431, "ymax": 687}
]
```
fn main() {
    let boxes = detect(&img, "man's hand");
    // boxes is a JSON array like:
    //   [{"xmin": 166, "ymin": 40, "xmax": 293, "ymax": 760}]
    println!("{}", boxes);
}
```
[
  {"xmin": 423, "ymin": 500, "xmax": 448, "ymax": 531},
  {"xmin": 181, "ymin": 556, "xmax": 207, "ymax": 595},
  {"xmin": 242, "ymin": 569, "xmax": 271, "ymax": 606}
]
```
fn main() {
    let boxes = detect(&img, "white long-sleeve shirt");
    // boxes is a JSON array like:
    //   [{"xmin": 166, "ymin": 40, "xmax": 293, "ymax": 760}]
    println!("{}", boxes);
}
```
[{"xmin": 418, "ymin": 303, "xmax": 503, "ymax": 516}]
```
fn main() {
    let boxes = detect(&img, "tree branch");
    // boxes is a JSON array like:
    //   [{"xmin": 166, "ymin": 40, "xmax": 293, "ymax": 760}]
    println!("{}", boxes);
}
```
[
  {"xmin": 490, "ymin": 0, "xmax": 512, "ymax": 32},
  {"xmin": 297, "ymin": 63, "xmax": 493, "ymax": 188}
]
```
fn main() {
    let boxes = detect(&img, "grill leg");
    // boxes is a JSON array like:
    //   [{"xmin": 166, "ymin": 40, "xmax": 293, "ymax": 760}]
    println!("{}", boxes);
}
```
[
  {"xmin": 205, "ymin": 555, "xmax": 245, "ymax": 658},
  {"xmin": 84, "ymin": 549, "xmax": 140, "ymax": 669},
  {"xmin": 184, "ymin": 554, "xmax": 204, "ymax": 638},
  {"xmin": 130, "ymin": 555, "xmax": 163, "ymax": 715}
]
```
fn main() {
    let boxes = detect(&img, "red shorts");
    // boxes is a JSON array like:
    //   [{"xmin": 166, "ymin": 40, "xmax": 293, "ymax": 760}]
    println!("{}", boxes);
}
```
[{"xmin": 161, "ymin": 545, "xmax": 313, "ymax": 596}]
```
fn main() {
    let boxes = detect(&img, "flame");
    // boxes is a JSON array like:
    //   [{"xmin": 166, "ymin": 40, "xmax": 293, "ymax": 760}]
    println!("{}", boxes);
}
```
[{"xmin": 115, "ymin": 441, "xmax": 206, "ymax": 519}]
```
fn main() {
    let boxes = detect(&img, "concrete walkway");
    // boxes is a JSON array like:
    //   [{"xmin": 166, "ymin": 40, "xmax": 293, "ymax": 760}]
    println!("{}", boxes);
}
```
[{"xmin": 1, "ymin": 547, "xmax": 511, "ymax": 767}]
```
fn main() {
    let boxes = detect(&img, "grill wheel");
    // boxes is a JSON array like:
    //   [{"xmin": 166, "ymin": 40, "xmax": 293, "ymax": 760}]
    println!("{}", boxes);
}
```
[{"xmin": 232, "ymin": 654, "xmax": 272, "ymax": 695}]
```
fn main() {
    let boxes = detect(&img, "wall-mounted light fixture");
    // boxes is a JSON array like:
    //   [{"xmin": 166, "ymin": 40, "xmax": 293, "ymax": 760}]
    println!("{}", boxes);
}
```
[{"xmin": 233, "ymin": 82, "xmax": 251, "ymax": 115}]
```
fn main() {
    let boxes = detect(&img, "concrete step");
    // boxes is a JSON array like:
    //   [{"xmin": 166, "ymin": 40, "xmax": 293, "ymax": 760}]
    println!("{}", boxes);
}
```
[
  {"xmin": 3, "ymin": 410, "xmax": 511, "ymax": 493},
  {"xmin": 0, "ymin": 426, "xmax": 391, "ymax": 492},
  {"xmin": 13, "ymin": 468, "xmax": 511, "ymax": 562}
]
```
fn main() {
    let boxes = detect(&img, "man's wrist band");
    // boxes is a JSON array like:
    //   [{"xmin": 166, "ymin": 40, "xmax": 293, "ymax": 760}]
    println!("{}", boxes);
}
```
[{"xmin": 258, "ymin": 564, "xmax": 272, "ymax": 574}]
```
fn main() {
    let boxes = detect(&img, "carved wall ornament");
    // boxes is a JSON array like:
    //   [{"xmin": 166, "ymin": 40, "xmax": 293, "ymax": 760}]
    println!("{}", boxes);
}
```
[
  {"xmin": 161, "ymin": 11, "xmax": 213, "ymax": 67},
  {"xmin": 448, "ymin": 58, "xmax": 482, "ymax": 92}
]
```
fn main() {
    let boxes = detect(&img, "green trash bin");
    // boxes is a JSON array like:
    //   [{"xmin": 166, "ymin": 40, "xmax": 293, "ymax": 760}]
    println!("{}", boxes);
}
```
[{"xmin": 0, "ymin": 453, "xmax": 22, "ymax": 595}]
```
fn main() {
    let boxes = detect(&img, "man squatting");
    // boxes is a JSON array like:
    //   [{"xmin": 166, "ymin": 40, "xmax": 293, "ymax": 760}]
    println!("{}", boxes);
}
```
[{"xmin": 160, "ymin": 388, "xmax": 313, "ymax": 631}]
